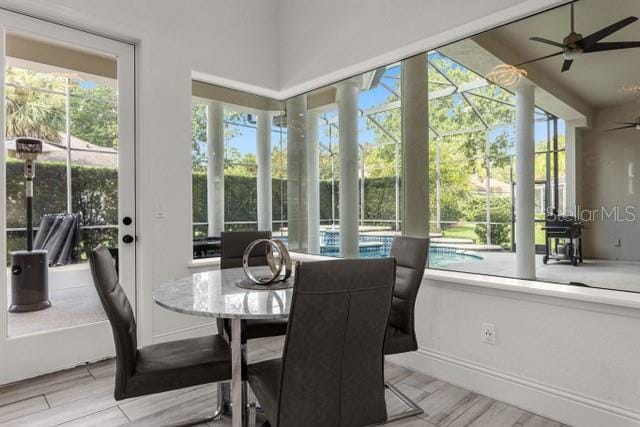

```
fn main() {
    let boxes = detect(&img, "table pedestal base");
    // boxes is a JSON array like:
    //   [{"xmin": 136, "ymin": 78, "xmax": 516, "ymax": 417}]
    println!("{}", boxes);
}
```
[{"xmin": 231, "ymin": 318, "xmax": 247, "ymax": 427}]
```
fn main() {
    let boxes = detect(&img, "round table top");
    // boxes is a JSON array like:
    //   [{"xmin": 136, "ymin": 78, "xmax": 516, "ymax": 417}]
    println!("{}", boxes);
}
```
[{"xmin": 153, "ymin": 267, "xmax": 293, "ymax": 320}]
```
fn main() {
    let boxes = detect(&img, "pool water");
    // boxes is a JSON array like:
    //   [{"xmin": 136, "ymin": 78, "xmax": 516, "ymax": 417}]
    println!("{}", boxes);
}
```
[
  {"xmin": 317, "ymin": 231, "xmax": 482, "ymax": 267},
  {"xmin": 428, "ymin": 249, "xmax": 482, "ymax": 268}
]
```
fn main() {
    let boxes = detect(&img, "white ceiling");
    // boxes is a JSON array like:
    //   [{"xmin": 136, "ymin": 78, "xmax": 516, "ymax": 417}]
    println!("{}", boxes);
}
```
[{"xmin": 475, "ymin": 0, "xmax": 640, "ymax": 109}]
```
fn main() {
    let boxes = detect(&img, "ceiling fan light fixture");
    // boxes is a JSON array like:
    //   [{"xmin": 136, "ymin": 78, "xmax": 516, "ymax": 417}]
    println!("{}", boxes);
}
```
[
  {"xmin": 485, "ymin": 64, "xmax": 528, "ymax": 88},
  {"xmin": 562, "ymin": 48, "xmax": 583, "ymax": 60},
  {"xmin": 621, "ymin": 84, "xmax": 640, "ymax": 94}
]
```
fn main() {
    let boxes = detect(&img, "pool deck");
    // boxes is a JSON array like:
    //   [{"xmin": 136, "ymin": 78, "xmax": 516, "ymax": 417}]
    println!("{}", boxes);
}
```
[{"xmin": 441, "ymin": 251, "xmax": 640, "ymax": 293}]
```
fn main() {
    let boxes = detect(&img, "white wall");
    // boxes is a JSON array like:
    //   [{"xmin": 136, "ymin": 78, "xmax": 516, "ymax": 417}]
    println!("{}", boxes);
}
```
[
  {"xmin": 392, "ymin": 277, "xmax": 640, "ymax": 427},
  {"xmin": 0, "ymin": 0, "xmax": 281, "ymax": 92},
  {"xmin": 580, "ymin": 101, "xmax": 640, "ymax": 261},
  {"xmin": 276, "ymin": 0, "xmax": 566, "ymax": 98}
]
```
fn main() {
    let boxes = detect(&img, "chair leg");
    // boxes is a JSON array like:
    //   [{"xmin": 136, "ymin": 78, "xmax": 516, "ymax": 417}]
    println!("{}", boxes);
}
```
[
  {"xmin": 172, "ymin": 382, "xmax": 225, "ymax": 426},
  {"xmin": 220, "ymin": 382, "xmax": 232, "ymax": 415},
  {"xmin": 247, "ymin": 381, "xmax": 258, "ymax": 427},
  {"xmin": 385, "ymin": 381, "xmax": 424, "ymax": 422}
]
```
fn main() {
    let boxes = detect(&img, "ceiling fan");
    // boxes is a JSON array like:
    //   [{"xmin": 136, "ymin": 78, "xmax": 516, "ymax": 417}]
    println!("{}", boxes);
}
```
[
  {"xmin": 605, "ymin": 116, "xmax": 640, "ymax": 132},
  {"xmin": 519, "ymin": 3, "xmax": 640, "ymax": 72}
]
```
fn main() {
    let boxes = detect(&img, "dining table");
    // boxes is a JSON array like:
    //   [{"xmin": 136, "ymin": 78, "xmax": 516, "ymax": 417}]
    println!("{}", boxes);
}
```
[{"xmin": 153, "ymin": 266, "xmax": 294, "ymax": 427}]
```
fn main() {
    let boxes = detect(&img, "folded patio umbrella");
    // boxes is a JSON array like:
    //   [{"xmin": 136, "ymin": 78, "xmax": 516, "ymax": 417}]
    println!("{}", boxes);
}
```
[{"xmin": 34, "ymin": 213, "xmax": 82, "ymax": 266}]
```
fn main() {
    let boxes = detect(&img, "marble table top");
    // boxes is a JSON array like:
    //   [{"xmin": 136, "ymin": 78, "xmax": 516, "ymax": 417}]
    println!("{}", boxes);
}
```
[{"xmin": 154, "ymin": 267, "xmax": 293, "ymax": 319}]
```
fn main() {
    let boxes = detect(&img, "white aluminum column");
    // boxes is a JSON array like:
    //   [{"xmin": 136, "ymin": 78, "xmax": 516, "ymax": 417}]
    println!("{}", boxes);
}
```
[
  {"xmin": 515, "ymin": 84, "xmax": 536, "ymax": 279},
  {"xmin": 207, "ymin": 101, "xmax": 225, "ymax": 236},
  {"xmin": 401, "ymin": 53, "xmax": 429, "ymax": 237},
  {"xmin": 257, "ymin": 111, "xmax": 273, "ymax": 232},
  {"xmin": 307, "ymin": 110, "xmax": 321, "ymax": 254},
  {"xmin": 564, "ymin": 119, "xmax": 580, "ymax": 214},
  {"xmin": 337, "ymin": 79, "xmax": 360, "ymax": 258},
  {"xmin": 286, "ymin": 95, "xmax": 308, "ymax": 251}
]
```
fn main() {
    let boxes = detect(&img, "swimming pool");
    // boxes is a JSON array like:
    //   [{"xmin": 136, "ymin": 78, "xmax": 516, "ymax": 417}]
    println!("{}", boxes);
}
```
[{"xmin": 317, "ymin": 231, "xmax": 483, "ymax": 267}]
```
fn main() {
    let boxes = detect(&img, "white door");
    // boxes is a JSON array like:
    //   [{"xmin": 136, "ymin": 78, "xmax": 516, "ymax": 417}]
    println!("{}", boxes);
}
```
[{"xmin": 0, "ymin": 9, "xmax": 135, "ymax": 384}]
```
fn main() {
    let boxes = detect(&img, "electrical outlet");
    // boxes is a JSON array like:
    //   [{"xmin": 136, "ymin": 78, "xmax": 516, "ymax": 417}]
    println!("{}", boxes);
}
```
[{"xmin": 481, "ymin": 323, "xmax": 496, "ymax": 345}]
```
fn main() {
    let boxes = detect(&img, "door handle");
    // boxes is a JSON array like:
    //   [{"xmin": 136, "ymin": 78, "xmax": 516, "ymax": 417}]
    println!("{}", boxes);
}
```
[{"xmin": 122, "ymin": 235, "xmax": 135, "ymax": 244}]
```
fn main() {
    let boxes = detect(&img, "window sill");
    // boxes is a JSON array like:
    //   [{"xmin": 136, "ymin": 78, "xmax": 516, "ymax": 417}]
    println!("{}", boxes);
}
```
[{"xmin": 423, "ymin": 269, "xmax": 640, "ymax": 311}]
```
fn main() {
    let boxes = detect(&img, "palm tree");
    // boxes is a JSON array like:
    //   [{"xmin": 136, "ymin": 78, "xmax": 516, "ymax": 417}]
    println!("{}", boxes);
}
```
[
  {"xmin": 5, "ymin": 66, "xmax": 65, "ymax": 142},
  {"xmin": 6, "ymin": 86, "xmax": 65, "ymax": 141}
]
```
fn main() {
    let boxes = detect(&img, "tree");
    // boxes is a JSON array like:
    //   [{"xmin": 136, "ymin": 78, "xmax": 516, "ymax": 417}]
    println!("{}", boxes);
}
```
[
  {"xmin": 191, "ymin": 105, "xmax": 242, "ymax": 171},
  {"xmin": 70, "ymin": 84, "xmax": 118, "ymax": 149},
  {"xmin": 369, "ymin": 55, "xmax": 517, "ymax": 231},
  {"xmin": 5, "ymin": 66, "xmax": 65, "ymax": 141},
  {"xmin": 5, "ymin": 67, "xmax": 122, "ymax": 150}
]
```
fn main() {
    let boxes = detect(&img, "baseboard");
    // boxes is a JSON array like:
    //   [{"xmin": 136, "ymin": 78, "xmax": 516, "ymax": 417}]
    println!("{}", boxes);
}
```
[
  {"xmin": 391, "ymin": 348, "xmax": 640, "ymax": 427},
  {"xmin": 152, "ymin": 321, "xmax": 218, "ymax": 344}
]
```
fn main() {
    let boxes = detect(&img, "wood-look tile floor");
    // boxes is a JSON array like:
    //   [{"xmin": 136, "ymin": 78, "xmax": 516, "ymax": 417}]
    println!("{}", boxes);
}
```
[{"xmin": 0, "ymin": 336, "xmax": 569, "ymax": 427}]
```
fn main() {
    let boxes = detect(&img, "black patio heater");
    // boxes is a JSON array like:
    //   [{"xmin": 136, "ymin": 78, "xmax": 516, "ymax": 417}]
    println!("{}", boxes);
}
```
[{"xmin": 9, "ymin": 137, "xmax": 51, "ymax": 313}]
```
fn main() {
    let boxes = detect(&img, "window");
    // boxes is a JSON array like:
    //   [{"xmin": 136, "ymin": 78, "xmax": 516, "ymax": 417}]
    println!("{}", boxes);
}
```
[
  {"xmin": 5, "ymin": 65, "xmax": 119, "ymax": 263},
  {"xmin": 191, "ymin": 82, "xmax": 285, "ymax": 259},
  {"xmin": 287, "ymin": 63, "xmax": 403, "ymax": 257},
  {"xmin": 189, "ymin": 0, "xmax": 640, "ymax": 294}
]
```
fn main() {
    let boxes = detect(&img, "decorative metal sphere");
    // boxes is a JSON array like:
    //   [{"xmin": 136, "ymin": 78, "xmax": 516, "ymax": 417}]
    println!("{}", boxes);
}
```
[{"xmin": 242, "ymin": 239, "xmax": 292, "ymax": 285}]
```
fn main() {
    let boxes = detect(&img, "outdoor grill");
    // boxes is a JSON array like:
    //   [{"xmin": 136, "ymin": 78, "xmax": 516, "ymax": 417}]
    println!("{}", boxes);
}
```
[{"xmin": 542, "ymin": 215, "xmax": 584, "ymax": 266}]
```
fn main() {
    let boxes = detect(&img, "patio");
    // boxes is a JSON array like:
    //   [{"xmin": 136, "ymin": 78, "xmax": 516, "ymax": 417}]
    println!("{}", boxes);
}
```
[
  {"xmin": 441, "ymin": 252, "xmax": 640, "ymax": 293},
  {"xmin": 6, "ymin": 263, "xmax": 105, "ymax": 337}
]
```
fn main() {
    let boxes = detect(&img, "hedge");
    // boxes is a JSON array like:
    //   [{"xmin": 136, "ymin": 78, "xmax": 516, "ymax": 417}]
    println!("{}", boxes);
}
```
[
  {"xmin": 6, "ymin": 161, "xmax": 402, "ymax": 258},
  {"xmin": 191, "ymin": 172, "xmax": 402, "ymax": 236},
  {"xmin": 6, "ymin": 159, "xmax": 119, "ymax": 260}
]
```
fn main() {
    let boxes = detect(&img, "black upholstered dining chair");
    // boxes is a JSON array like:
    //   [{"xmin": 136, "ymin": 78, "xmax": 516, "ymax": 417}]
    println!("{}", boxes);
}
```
[
  {"xmin": 384, "ymin": 235, "xmax": 430, "ymax": 421},
  {"xmin": 90, "ymin": 246, "xmax": 232, "ymax": 424},
  {"xmin": 219, "ymin": 231, "xmax": 289, "ymax": 341},
  {"xmin": 247, "ymin": 257, "xmax": 396, "ymax": 427}
]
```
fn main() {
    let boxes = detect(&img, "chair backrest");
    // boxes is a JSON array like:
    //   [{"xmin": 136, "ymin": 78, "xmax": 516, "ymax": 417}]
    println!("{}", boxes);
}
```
[
  {"xmin": 220, "ymin": 230, "xmax": 272, "ymax": 269},
  {"xmin": 278, "ymin": 258, "xmax": 395, "ymax": 427},
  {"xmin": 89, "ymin": 245, "xmax": 136, "ymax": 400},
  {"xmin": 389, "ymin": 236, "xmax": 430, "ymax": 352}
]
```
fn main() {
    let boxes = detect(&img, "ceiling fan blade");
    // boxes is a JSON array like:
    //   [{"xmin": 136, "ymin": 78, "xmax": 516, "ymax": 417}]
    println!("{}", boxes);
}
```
[
  {"xmin": 516, "ymin": 51, "xmax": 563, "ymax": 67},
  {"xmin": 530, "ymin": 37, "xmax": 566, "ymax": 49},
  {"xmin": 561, "ymin": 59, "xmax": 573, "ymax": 72},
  {"xmin": 584, "ymin": 41, "xmax": 640, "ymax": 52},
  {"xmin": 581, "ymin": 17, "xmax": 638, "ymax": 47},
  {"xmin": 605, "ymin": 125, "xmax": 636, "ymax": 131},
  {"xmin": 613, "ymin": 121, "xmax": 637, "ymax": 125}
]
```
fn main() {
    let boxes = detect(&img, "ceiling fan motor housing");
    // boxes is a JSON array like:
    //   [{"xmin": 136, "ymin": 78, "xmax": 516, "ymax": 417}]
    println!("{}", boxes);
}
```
[{"xmin": 563, "ymin": 32, "xmax": 584, "ymax": 59}]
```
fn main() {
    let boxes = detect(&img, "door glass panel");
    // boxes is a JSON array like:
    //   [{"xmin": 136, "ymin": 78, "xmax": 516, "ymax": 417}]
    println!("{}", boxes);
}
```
[{"xmin": 4, "ymin": 33, "xmax": 119, "ymax": 337}]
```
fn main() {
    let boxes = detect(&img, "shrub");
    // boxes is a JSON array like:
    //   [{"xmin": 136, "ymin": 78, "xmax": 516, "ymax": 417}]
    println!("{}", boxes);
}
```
[{"xmin": 465, "ymin": 194, "xmax": 512, "ymax": 247}]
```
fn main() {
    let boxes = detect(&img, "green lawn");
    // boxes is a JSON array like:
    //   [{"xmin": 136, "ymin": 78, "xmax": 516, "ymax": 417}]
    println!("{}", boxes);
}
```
[
  {"xmin": 535, "ymin": 223, "xmax": 546, "ymax": 245},
  {"xmin": 441, "ymin": 222, "xmax": 546, "ymax": 248},
  {"xmin": 441, "ymin": 224, "xmax": 479, "ymax": 242}
]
